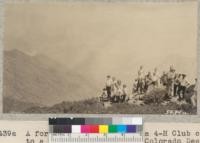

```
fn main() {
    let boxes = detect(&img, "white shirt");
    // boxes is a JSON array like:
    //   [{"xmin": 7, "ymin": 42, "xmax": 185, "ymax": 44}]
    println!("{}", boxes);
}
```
[
  {"xmin": 180, "ymin": 79, "xmax": 189, "ymax": 87},
  {"xmin": 117, "ymin": 86, "xmax": 123, "ymax": 96},
  {"xmin": 152, "ymin": 74, "xmax": 159, "ymax": 82},
  {"xmin": 112, "ymin": 86, "xmax": 118, "ymax": 96},
  {"xmin": 123, "ymin": 87, "xmax": 129, "ymax": 95},
  {"xmin": 138, "ymin": 69, "xmax": 145, "ymax": 79},
  {"xmin": 106, "ymin": 78, "xmax": 112, "ymax": 87},
  {"xmin": 112, "ymin": 80, "xmax": 117, "ymax": 86},
  {"xmin": 168, "ymin": 71, "xmax": 175, "ymax": 79}
]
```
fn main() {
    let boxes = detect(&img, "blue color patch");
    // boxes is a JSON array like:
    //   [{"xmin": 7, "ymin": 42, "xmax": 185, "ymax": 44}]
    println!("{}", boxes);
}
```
[{"xmin": 127, "ymin": 125, "xmax": 136, "ymax": 133}]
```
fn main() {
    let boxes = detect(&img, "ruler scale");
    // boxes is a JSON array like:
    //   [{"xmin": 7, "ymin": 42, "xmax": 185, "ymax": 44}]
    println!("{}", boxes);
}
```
[
  {"xmin": 49, "ymin": 117, "xmax": 143, "ymax": 143},
  {"xmin": 50, "ymin": 134, "xmax": 143, "ymax": 143}
]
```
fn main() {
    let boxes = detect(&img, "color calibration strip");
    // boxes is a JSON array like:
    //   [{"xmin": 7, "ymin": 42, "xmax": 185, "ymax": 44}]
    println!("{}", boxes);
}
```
[
  {"xmin": 50, "ymin": 124, "xmax": 142, "ymax": 134},
  {"xmin": 49, "ymin": 117, "xmax": 142, "ymax": 134},
  {"xmin": 49, "ymin": 117, "xmax": 143, "ymax": 143}
]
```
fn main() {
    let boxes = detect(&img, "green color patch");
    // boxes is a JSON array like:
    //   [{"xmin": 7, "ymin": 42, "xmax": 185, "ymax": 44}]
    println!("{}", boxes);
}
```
[{"xmin": 109, "ymin": 125, "xmax": 117, "ymax": 133}]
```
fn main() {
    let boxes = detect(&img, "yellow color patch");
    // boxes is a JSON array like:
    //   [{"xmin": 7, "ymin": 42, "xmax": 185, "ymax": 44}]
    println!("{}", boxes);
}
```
[{"xmin": 99, "ymin": 125, "xmax": 108, "ymax": 133}]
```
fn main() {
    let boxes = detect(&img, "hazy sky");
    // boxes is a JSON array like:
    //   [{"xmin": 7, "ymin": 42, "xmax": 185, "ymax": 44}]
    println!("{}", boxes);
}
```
[{"xmin": 4, "ymin": 2, "xmax": 198, "ymax": 87}]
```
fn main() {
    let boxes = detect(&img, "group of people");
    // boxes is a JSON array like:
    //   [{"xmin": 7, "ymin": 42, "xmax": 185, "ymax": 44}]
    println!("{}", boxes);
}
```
[
  {"xmin": 134, "ymin": 65, "xmax": 197, "ymax": 101},
  {"xmin": 101, "ymin": 76, "xmax": 129, "ymax": 103},
  {"xmin": 101, "ymin": 65, "xmax": 197, "ymax": 104},
  {"xmin": 134, "ymin": 66, "xmax": 160, "ymax": 94}
]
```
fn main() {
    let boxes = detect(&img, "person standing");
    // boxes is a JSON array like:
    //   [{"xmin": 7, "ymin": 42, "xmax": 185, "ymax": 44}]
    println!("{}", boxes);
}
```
[
  {"xmin": 152, "ymin": 72, "xmax": 159, "ymax": 88},
  {"xmin": 178, "ymin": 74, "xmax": 189, "ymax": 100},
  {"xmin": 153, "ymin": 68, "xmax": 160, "ymax": 87},
  {"xmin": 173, "ymin": 74, "xmax": 181, "ymax": 97},
  {"xmin": 144, "ymin": 72, "xmax": 152, "ymax": 92},
  {"xmin": 111, "ymin": 76, "xmax": 117, "ymax": 96},
  {"xmin": 122, "ymin": 84, "xmax": 128, "ymax": 102},
  {"xmin": 105, "ymin": 75, "xmax": 112, "ymax": 99},
  {"xmin": 132, "ymin": 79, "xmax": 138, "ymax": 94},
  {"xmin": 137, "ymin": 66, "xmax": 145, "ymax": 94},
  {"xmin": 191, "ymin": 78, "xmax": 197, "ymax": 107},
  {"xmin": 113, "ymin": 80, "xmax": 123, "ymax": 103},
  {"xmin": 167, "ymin": 66, "xmax": 176, "ymax": 96},
  {"xmin": 160, "ymin": 71, "xmax": 168, "ymax": 86}
]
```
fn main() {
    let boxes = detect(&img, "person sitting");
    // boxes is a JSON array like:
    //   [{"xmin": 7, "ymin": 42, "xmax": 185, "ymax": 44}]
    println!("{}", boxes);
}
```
[
  {"xmin": 100, "ymin": 88, "xmax": 108, "ymax": 102},
  {"xmin": 103, "ymin": 88, "xmax": 108, "ymax": 97}
]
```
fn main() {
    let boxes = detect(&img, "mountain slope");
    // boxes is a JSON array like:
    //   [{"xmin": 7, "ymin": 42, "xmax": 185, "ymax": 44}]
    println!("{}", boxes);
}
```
[{"xmin": 3, "ymin": 49, "xmax": 98, "ymax": 110}]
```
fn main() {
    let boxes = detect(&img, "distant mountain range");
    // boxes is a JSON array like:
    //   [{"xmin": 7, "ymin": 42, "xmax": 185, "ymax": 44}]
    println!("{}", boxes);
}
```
[{"xmin": 3, "ymin": 49, "xmax": 98, "ymax": 112}]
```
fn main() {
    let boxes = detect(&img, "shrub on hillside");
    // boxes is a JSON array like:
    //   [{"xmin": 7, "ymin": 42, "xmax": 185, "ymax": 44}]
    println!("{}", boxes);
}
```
[
  {"xmin": 142, "ymin": 88, "xmax": 168, "ymax": 104},
  {"xmin": 184, "ymin": 84, "xmax": 195, "ymax": 104},
  {"xmin": 181, "ymin": 103, "xmax": 196, "ymax": 114}
]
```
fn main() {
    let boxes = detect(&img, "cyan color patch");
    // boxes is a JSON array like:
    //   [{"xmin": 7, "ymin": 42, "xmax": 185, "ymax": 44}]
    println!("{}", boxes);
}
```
[{"xmin": 117, "ymin": 125, "xmax": 127, "ymax": 133}]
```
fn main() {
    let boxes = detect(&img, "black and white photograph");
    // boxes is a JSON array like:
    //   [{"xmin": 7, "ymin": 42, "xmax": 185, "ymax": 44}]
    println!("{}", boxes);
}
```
[{"xmin": 3, "ymin": 2, "xmax": 197, "ymax": 114}]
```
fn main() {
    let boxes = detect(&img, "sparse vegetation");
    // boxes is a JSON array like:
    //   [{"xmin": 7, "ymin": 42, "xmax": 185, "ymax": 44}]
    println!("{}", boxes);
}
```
[{"xmin": 21, "ymin": 96, "xmax": 196, "ymax": 114}]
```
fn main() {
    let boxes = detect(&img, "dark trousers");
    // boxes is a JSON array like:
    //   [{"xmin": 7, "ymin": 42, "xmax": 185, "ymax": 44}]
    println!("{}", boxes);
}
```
[
  {"xmin": 136, "ymin": 80, "xmax": 143, "ymax": 93},
  {"xmin": 144, "ymin": 83, "xmax": 148, "ymax": 92},
  {"xmin": 120, "ymin": 95, "xmax": 126, "ymax": 102},
  {"xmin": 174, "ymin": 84, "xmax": 179, "ymax": 97},
  {"xmin": 106, "ymin": 86, "xmax": 111, "ymax": 98},
  {"xmin": 178, "ymin": 85, "xmax": 186, "ymax": 100},
  {"xmin": 112, "ymin": 95, "xmax": 120, "ymax": 103}
]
